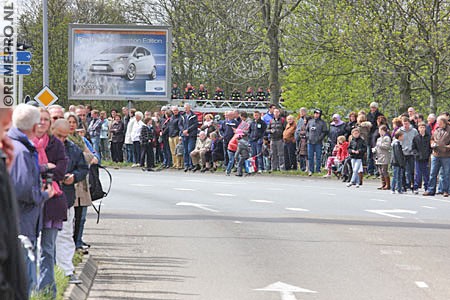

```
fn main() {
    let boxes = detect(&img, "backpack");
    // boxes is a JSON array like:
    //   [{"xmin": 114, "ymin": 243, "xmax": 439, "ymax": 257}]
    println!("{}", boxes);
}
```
[{"xmin": 89, "ymin": 164, "xmax": 112, "ymax": 223}]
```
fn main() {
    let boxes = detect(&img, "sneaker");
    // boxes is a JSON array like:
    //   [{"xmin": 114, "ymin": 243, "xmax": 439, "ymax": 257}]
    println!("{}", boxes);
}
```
[
  {"xmin": 423, "ymin": 191, "xmax": 435, "ymax": 196},
  {"xmin": 346, "ymin": 183, "xmax": 353, "ymax": 187},
  {"xmin": 444, "ymin": 192, "xmax": 449, "ymax": 198},
  {"xmin": 413, "ymin": 190, "xmax": 419, "ymax": 195},
  {"xmin": 323, "ymin": 174, "xmax": 331, "ymax": 178},
  {"xmin": 308, "ymin": 172, "xmax": 312, "ymax": 176},
  {"xmin": 76, "ymin": 248, "xmax": 88, "ymax": 255},
  {"xmin": 68, "ymin": 274, "xmax": 82, "ymax": 284},
  {"xmin": 355, "ymin": 184, "xmax": 360, "ymax": 188},
  {"xmin": 391, "ymin": 191, "xmax": 396, "ymax": 194}
]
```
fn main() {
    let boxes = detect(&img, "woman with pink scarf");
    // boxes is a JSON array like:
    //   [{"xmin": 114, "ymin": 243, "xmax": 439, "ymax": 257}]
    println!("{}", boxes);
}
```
[{"xmin": 33, "ymin": 108, "xmax": 68, "ymax": 298}]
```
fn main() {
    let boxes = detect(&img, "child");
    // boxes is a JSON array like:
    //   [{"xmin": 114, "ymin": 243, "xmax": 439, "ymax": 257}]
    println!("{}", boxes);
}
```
[
  {"xmin": 297, "ymin": 117, "xmax": 309, "ymax": 172},
  {"xmin": 236, "ymin": 133, "xmax": 250, "ymax": 176},
  {"xmin": 391, "ymin": 131, "xmax": 406, "ymax": 194},
  {"xmin": 175, "ymin": 138, "xmax": 184, "ymax": 169},
  {"xmin": 347, "ymin": 128, "xmax": 366, "ymax": 188},
  {"xmin": 373, "ymin": 125, "xmax": 392, "ymax": 190},
  {"xmin": 140, "ymin": 117, "xmax": 155, "ymax": 171},
  {"xmin": 262, "ymin": 136, "xmax": 271, "ymax": 172},
  {"xmin": 226, "ymin": 129, "xmax": 242, "ymax": 176},
  {"xmin": 324, "ymin": 135, "xmax": 348, "ymax": 178},
  {"xmin": 412, "ymin": 122, "xmax": 431, "ymax": 194}
]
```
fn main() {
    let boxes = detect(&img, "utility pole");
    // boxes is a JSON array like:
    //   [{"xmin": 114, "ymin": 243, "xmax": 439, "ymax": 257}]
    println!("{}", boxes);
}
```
[{"xmin": 42, "ymin": 0, "xmax": 49, "ymax": 86}]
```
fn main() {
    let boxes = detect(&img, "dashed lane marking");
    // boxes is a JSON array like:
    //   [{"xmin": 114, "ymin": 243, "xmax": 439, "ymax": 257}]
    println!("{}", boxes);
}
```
[
  {"xmin": 173, "ymin": 188, "xmax": 196, "ymax": 191},
  {"xmin": 286, "ymin": 208, "xmax": 310, "ymax": 212},
  {"xmin": 250, "ymin": 200, "xmax": 273, "ymax": 203},
  {"xmin": 421, "ymin": 206, "xmax": 436, "ymax": 209},
  {"xmin": 214, "ymin": 193, "xmax": 236, "ymax": 197},
  {"xmin": 415, "ymin": 282, "xmax": 429, "ymax": 288},
  {"xmin": 370, "ymin": 199, "xmax": 387, "ymax": 202}
]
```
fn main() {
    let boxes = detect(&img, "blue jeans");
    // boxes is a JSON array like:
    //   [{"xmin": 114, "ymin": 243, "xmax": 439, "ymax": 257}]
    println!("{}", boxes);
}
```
[
  {"xmin": 414, "ymin": 160, "xmax": 429, "ymax": 191},
  {"xmin": 350, "ymin": 158, "xmax": 363, "ymax": 184},
  {"xmin": 23, "ymin": 245, "xmax": 37, "ymax": 296},
  {"xmin": 38, "ymin": 228, "xmax": 58, "ymax": 297},
  {"xmin": 307, "ymin": 143, "xmax": 322, "ymax": 173},
  {"xmin": 226, "ymin": 150, "xmax": 236, "ymax": 174},
  {"xmin": 91, "ymin": 136, "xmax": 100, "ymax": 157},
  {"xmin": 367, "ymin": 144, "xmax": 375, "ymax": 175},
  {"xmin": 126, "ymin": 143, "xmax": 134, "ymax": 163},
  {"xmin": 74, "ymin": 206, "xmax": 87, "ymax": 249},
  {"xmin": 183, "ymin": 136, "xmax": 196, "ymax": 168},
  {"xmin": 392, "ymin": 166, "xmax": 404, "ymax": 192},
  {"xmin": 427, "ymin": 156, "xmax": 450, "ymax": 194},
  {"xmin": 404, "ymin": 155, "xmax": 415, "ymax": 190},
  {"xmin": 250, "ymin": 140, "xmax": 263, "ymax": 170},
  {"xmin": 162, "ymin": 138, "xmax": 172, "ymax": 167}
]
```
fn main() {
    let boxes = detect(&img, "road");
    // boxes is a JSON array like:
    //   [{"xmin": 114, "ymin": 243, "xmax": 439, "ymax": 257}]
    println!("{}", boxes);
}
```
[{"xmin": 85, "ymin": 168, "xmax": 450, "ymax": 300}]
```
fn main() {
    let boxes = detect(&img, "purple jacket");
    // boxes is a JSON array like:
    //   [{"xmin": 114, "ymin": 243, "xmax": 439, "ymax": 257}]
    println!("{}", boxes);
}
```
[
  {"xmin": 8, "ymin": 127, "xmax": 49, "ymax": 244},
  {"xmin": 43, "ymin": 135, "xmax": 68, "ymax": 223}
]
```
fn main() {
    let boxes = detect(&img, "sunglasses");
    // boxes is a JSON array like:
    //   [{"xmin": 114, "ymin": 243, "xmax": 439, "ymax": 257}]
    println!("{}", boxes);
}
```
[{"xmin": 52, "ymin": 116, "xmax": 64, "ymax": 120}]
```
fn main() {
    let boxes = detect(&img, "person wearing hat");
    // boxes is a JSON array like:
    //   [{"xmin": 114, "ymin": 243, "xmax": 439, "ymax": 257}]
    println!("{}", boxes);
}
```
[
  {"xmin": 306, "ymin": 108, "xmax": 328, "ymax": 175},
  {"xmin": 367, "ymin": 101, "xmax": 384, "ymax": 176}
]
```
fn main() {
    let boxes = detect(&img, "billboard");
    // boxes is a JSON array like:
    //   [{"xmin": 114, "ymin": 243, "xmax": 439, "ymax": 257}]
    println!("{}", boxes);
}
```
[{"xmin": 69, "ymin": 24, "xmax": 171, "ymax": 101}]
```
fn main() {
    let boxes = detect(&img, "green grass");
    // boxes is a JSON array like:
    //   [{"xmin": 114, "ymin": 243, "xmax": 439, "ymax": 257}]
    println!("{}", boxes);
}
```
[
  {"xmin": 30, "ymin": 250, "xmax": 85, "ymax": 300},
  {"xmin": 100, "ymin": 160, "xmax": 133, "ymax": 168}
]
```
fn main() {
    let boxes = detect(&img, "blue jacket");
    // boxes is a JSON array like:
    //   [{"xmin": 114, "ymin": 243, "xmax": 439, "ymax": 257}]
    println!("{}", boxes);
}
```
[
  {"xmin": 8, "ymin": 127, "xmax": 49, "ymax": 244},
  {"xmin": 181, "ymin": 112, "xmax": 199, "ymax": 138},
  {"xmin": 62, "ymin": 140, "xmax": 89, "ymax": 208}
]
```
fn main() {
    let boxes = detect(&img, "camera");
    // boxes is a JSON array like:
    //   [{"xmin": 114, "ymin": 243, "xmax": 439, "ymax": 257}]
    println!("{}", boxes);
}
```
[{"xmin": 43, "ymin": 171, "xmax": 54, "ymax": 187}]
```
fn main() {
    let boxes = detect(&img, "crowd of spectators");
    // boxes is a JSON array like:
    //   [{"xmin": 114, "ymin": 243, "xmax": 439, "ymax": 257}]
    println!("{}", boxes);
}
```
[{"xmin": 0, "ymin": 99, "xmax": 449, "ymax": 299}]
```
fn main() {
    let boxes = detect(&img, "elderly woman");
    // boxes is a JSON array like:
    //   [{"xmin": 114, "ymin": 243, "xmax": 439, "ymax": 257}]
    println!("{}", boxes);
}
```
[
  {"xmin": 328, "ymin": 114, "xmax": 346, "ymax": 150},
  {"xmin": 372, "ymin": 125, "xmax": 391, "ymax": 190},
  {"xmin": 65, "ymin": 114, "xmax": 97, "ymax": 253},
  {"xmin": 201, "ymin": 114, "xmax": 217, "ymax": 138},
  {"xmin": 110, "ymin": 113, "xmax": 125, "ymax": 162},
  {"xmin": 283, "ymin": 115, "xmax": 297, "ymax": 170},
  {"xmin": 33, "ymin": 108, "xmax": 68, "ymax": 297},
  {"xmin": 424, "ymin": 115, "xmax": 450, "ymax": 197}
]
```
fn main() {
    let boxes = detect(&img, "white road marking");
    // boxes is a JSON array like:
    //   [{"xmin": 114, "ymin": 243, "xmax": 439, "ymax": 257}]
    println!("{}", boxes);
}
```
[
  {"xmin": 415, "ymin": 281, "xmax": 429, "ymax": 288},
  {"xmin": 421, "ymin": 206, "xmax": 436, "ymax": 209},
  {"xmin": 176, "ymin": 202, "xmax": 219, "ymax": 213},
  {"xmin": 130, "ymin": 184, "xmax": 153, "ymax": 187},
  {"xmin": 365, "ymin": 209, "xmax": 417, "ymax": 219},
  {"xmin": 214, "ymin": 193, "xmax": 236, "ymax": 197},
  {"xmin": 251, "ymin": 200, "xmax": 273, "ymax": 203},
  {"xmin": 395, "ymin": 264, "xmax": 422, "ymax": 271},
  {"xmin": 380, "ymin": 249, "xmax": 402, "ymax": 255},
  {"xmin": 370, "ymin": 198, "xmax": 387, "ymax": 202},
  {"xmin": 173, "ymin": 188, "xmax": 195, "ymax": 191},
  {"xmin": 254, "ymin": 281, "xmax": 317, "ymax": 300},
  {"xmin": 233, "ymin": 221, "xmax": 242, "ymax": 224},
  {"xmin": 286, "ymin": 208, "xmax": 310, "ymax": 212}
]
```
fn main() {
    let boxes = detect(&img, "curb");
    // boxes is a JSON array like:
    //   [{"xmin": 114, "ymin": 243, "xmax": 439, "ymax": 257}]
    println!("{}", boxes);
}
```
[{"xmin": 64, "ymin": 255, "xmax": 98, "ymax": 300}]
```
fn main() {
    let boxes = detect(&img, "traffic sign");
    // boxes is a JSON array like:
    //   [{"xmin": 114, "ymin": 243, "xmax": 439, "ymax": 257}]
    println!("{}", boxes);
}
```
[
  {"xmin": 34, "ymin": 86, "xmax": 58, "ymax": 107},
  {"xmin": 0, "ymin": 51, "xmax": 32, "ymax": 63},
  {"xmin": 0, "ymin": 64, "xmax": 32, "ymax": 75},
  {"xmin": 16, "ymin": 65, "xmax": 32, "ymax": 75}
]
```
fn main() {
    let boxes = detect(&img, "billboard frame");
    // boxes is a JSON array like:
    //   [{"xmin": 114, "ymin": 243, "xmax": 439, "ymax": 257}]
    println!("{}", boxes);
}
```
[{"xmin": 68, "ymin": 23, "xmax": 172, "ymax": 101}]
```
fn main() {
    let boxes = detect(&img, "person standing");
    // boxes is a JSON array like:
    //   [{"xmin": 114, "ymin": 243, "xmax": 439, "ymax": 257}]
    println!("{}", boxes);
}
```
[
  {"xmin": 400, "ymin": 116, "xmax": 419, "ymax": 192},
  {"xmin": 346, "ymin": 128, "xmax": 366, "ymax": 188},
  {"xmin": 124, "ymin": 109, "xmax": 136, "ymax": 164},
  {"xmin": 0, "ymin": 107, "xmax": 28, "ymax": 300},
  {"xmin": 168, "ymin": 106, "xmax": 183, "ymax": 169},
  {"xmin": 110, "ymin": 114, "xmax": 125, "ymax": 163},
  {"xmin": 87, "ymin": 110, "xmax": 102, "ymax": 160},
  {"xmin": 53, "ymin": 119, "xmax": 89, "ymax": 284},
  {"xmin": 181, "ymin": 103, "xmax": 199, "ymax": 171},
  {"xmin": 372, "ymin": 125, "xmax": 392, "ymax": 190},
  {"xmin": 367, "ymin": 102, "xmax": 383, "ymax": 175},
  {"xmin": 99, "ymin": 111, "xmax": 110, "ymax": 161},
  {"xmin": 412, "ymin": 122, "xmax": 431, "ymax": 194},
  {"xmin": 267, "ymin": 109, "xmax": 286, "ymax": 172},
  {"xmin": 161, "ymin": 110, "xmax": 173, "ymax": 168},
  {"xmin": 8, "ymin": 104, "xmax": 54, "ymax": 294},
  {"xmin": 391, "ymin": 131, "xmax": 406, "ymax": 194},
  {"xmin": 34, "ymin": 109, "xmax": 68, "ymax": 298},
  {"xmin": 306, "ymin": 109, "xmax": 328, "ymax": 175},
  {"xmin": 131, "ymin": 111, "xmax": 145, "ymax": 167},
  {"xmin": 283, "ymin": 115, "xmax": 297, "ymax": 170},
  {"xmin": 424, "ymin": 115, "xmax": 450, "ymax": 197},
  {"xmin": 248, "ymin": 111, "xmax": 267, "ymax": 172}
]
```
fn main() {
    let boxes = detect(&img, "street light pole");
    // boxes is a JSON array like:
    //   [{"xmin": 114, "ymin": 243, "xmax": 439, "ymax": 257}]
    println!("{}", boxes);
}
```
[{"xmin": 42, "ymin": 0, "xmax": 49, "ymax": 87}]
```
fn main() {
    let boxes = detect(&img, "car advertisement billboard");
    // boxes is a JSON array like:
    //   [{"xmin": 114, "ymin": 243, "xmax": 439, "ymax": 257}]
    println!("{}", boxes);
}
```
[{"xmin": 69, "ymin": 24, "xmax": 171, "ymax": 101}]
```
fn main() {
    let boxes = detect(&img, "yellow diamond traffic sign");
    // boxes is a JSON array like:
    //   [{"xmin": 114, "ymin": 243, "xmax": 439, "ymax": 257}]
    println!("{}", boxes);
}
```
[{"xmin": 34, "ymin": 86, "xmax": 58, "ymax": 107}]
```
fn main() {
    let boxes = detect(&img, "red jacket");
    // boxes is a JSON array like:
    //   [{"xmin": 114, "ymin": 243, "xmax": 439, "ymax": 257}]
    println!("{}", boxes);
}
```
[
  {"xmin": 228, "ymin": 135, "xmax": 239, "ymax": 152},
  {"xmin": 337, "ymin": 141, "xmax": 349, "ymax": 162}
]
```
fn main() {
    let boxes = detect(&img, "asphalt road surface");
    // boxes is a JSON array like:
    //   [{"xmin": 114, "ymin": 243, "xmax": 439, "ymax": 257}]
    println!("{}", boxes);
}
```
[{"xmin": 85, "ymin": 168, "xmax": 450, "ymax": 300}]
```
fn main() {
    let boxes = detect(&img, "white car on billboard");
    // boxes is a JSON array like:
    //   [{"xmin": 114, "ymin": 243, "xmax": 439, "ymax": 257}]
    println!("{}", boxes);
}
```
[{"xmin": 89, "ymin": 45, "xmax": 157, "ymax": 81}]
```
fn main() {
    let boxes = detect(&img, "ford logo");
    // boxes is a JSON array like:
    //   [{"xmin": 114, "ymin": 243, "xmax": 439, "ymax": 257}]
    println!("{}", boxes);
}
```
[{"xmin": 154, "ymin": 87, "xmax": 164, "ymax": 91}]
